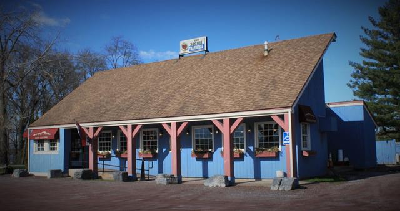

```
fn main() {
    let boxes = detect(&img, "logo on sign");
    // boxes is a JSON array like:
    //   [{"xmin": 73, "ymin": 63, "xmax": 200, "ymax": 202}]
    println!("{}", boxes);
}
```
[
  {"xmin": 179, "ymin": 37, "xmax": 208, "ymax": 55},
  {"xmin": 283, "ymin": 132, "xmax": 290, "ymax": 145}
]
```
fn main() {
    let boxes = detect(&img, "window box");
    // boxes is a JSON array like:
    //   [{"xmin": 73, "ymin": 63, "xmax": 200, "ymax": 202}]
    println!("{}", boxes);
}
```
[
  {"xmin": 220, "ymin": 150, "xmax": 244, "ymax": 158},
  {"xmin": 255, "ymin": 147, "xmax": 279, "ymax": 158},
  {"xmin": 98, "ymin": 152, "xmax": 111, "ymax": 159},
  {"xmin": 139, "ymin": 151, "xmax": 157, "ymax": 159},
  {"xmin": 191, "ymin": 151, "xmax": 212, "ymax": 159},
  {"xmin": 302, "ymin": 150, "xmax": 317, "ymax": 157},
  {"xmin": 255, "ymin": 151, "xmax": 279, "ymax": 158},
  {"xmin": 115, "ymin": 150, "xmax": 128, "ymax": 158}
]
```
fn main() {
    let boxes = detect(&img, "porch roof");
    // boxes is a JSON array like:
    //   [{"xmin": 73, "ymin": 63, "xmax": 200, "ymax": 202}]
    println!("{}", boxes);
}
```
[{"xmin": 31, "ymin": 33, "xmax": 335, "ymax": 128}]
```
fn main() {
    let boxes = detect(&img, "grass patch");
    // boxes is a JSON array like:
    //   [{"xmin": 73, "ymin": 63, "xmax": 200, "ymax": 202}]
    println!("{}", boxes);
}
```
[{"xmin": 305, "ymin": 176, "xmax": 346, "ymax": 183}]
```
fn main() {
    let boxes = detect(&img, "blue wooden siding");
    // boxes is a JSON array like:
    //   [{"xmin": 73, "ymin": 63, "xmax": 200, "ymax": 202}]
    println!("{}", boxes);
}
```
[
  {"xmin": 294, "ymin": 60, "xmax": 329, "ymax": 179},
  {"xmin": 29, "ymin": 128, "xmax": 66, "ymax": 173},
  {"xmin": 396, "ymin": 143, "xmax": 400, "ymax": 154},
  {"xmin": 79, "ymin": 116, "xmax": 287, "ymax": 179},
  {"xmin": 326, "ymin": 105, "xmax": 376, "ymax": 168},
  {"xmin": 376, "ymin": 140, "xmax": 396, "ymax": 164}
]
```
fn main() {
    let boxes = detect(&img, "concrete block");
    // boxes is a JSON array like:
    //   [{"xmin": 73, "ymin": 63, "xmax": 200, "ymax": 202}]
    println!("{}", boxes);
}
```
[
  {"xmin": 271, "ymin": 177, "xmax": 282, "ymax": 190},
  {"xmin": 279, "ymin": 177, "xmax": 298, "ymax": 191},
  {"xmin": 156, "ymin": 174, "xmax": 180, "ymax": 185},
  {"xmin": 204, "ymin": 175, "xmax": 229, "ymax": 187},
  {"xmin": 13, "ymin": 169, "xmax": 29, "ymax": 178},
  {"xmin": 113, "ymin": 171, "xmax": 129, "ymax": 182},
  {"xmin": 73, "ymin": 169, "xmax": 94, "ymax": 180},
  {"xmin": 47, "ymin": 169, "xmax": 63, "ymax": 179}
]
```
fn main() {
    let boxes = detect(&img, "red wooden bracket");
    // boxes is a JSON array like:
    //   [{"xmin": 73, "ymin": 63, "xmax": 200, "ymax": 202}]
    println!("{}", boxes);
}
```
[
  {"xmin": 132, "ymin": 125, "xmax": 142, "ymax": 137},
  {"xmin": 212, "ymin": 120, "xmax": 224, "ymax": 133},
  {"xmin": 271, "ymin": 114, "xmax": 289, "ymax": 132},
  {"xmin": 118, "ymin": 125, "xmax": 128, "ymax": 137},
  {"xmin": 93, "ymin": 127, "xmax": 103, "ymax": 139},
  {"xmin": 230, "ymin": 118, "xmax": 244, "ymax": 134},
  {"xmin": 81, "ymin": 127, "xmax": 90, "ymax": 137},
  {"xmin": 177, "ymin": 122, "xmax": 188, "ymax": 137},
  {"xmin": 161, "ymin": 123, "xmax": 172, "ymax": 136}
]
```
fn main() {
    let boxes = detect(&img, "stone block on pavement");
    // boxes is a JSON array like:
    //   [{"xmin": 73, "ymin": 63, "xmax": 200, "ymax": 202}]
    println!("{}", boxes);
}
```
[
  {"xmin": 113, "ymin": 171, "xmax": 129, "ymax": 182},
  {"xmin": 204, "ymin": 175, "xmax": 229, "ymax": 187},
  {"xmin": 47, "ymin": 169, "xmax": 63, "ymax": 179},
  {"xmin": 271, "ymin": 177, "xmax": 282, "ymax": 190},
  {"xmin": 13, "ymin": 169, "xmax": 29, "ymax": 177},
  {"xmin": 156, "ymin": 174, "xmax": 180, "ymax": 185},
  {"xmin": 279, "ymin": 177, "xmax": 298, "ymax": 191},
  {"xmin": 73, "ymin": 169, "xmax": 94, "ymax": 180}
]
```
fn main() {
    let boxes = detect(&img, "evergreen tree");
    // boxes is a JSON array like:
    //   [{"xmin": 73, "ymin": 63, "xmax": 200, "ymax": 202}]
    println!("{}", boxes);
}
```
[{"xmin": 348, "ymin": 0, "xmax": 400, "ymax": 141}]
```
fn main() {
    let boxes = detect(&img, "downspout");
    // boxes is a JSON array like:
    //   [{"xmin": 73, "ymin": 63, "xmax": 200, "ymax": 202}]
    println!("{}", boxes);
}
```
[{"xmin": 288, "ymin": 110, "xmax": 294, "ymax": 177}]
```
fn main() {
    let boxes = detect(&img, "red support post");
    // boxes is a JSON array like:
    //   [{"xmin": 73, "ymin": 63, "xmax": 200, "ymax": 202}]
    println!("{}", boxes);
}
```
[
  {"xmin": 119, "ymin": 125, "xmax": 141, "ymax": 179},
  {"xmin": 212, "ymin": 118, "xmax": 235, "ymax": 184},
  {"xmin": 87, "ymin": 127, "xmax": 97, "ymax": 174},
  {"xmin": 162, "ymin": 122, "xmax": 188, "ymax": 183},
  {"xmin": 271, "ymin": 114, "xmax": 292, "ymax": 177}
]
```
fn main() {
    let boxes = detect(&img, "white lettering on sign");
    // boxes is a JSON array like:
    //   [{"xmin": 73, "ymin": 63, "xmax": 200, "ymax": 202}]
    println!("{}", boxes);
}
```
[{"xmin": 180, "ymin": 37, "xmax": 208, "ymax": 55}]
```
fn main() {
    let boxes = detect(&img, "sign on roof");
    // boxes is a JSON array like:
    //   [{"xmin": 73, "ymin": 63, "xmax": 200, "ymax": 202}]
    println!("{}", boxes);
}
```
[{"xmin": 179, "ymin": 37, "xmax": 208, "ymax": 55}]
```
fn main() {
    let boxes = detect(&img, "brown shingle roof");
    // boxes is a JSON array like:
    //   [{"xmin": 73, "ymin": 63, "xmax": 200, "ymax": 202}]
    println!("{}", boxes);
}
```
[{"xmin": 31, "ymin": 33, "xmax": 335, "ymax": 127}]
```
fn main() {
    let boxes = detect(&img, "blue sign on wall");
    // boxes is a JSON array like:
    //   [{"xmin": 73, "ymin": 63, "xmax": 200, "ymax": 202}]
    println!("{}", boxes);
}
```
[{"xmin": 283, "ymin": 132, "xmax": 290, "ymax": 145}]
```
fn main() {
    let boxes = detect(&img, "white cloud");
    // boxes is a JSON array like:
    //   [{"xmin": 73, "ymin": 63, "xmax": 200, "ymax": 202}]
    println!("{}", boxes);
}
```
[
  {"xmin": 31, "ymin": 3, "xmax": 70, "ymax": 27},
  {"xmin": 139, "ymin": 50, "xmax": 178, "ymax": 62}
]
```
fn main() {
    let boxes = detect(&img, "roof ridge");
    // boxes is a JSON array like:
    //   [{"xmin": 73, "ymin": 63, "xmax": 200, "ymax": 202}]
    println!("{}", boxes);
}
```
[{"xmin": 94, "ymin": 32, "xmax": 336, "ymax": 76}]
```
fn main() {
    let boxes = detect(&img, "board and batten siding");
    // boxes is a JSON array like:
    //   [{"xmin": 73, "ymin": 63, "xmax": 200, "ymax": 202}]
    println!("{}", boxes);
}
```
[
  {"xmin": 29, "ymin": 128, "xmax": 67, "ymax": 174},
  {"xmin": 376, "ymin": 140, "xmax": 397, "ymax": 165},
  {"xmin": 294, "ymin": 60, "xmax": 329, "ymax": 179},
  {"xmin": 87, "ymin": 117, "xmax": 288, "ymax": 179}
]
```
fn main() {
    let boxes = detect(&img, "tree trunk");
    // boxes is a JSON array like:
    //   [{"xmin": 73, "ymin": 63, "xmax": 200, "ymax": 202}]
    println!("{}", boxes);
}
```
[{"xmin": 0, "ymin": 59, "xmax": 8, "ymax": 166}]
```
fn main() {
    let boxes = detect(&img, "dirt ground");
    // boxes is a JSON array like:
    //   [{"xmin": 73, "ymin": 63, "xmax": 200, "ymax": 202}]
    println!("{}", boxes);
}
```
[{"xmin": 1, "ymin": 166, "xmax": 400, "ymax": 211}]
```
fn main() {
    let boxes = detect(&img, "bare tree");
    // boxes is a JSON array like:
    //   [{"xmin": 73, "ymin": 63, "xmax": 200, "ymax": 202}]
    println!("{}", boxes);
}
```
[
  {"xmin": 76, "ymin": 48, "xmax": 107, "ymax": 82},
  {"xmin": 105, "ymin": 36, "xmax": 141, "ymax": 69},
  {"xmin": 0, "ymin": 7, "xmax": 58, "ymax": 165}
]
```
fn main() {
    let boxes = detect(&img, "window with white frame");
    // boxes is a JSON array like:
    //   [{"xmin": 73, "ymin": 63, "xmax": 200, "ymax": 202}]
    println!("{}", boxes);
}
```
[
  {"xmin": 223, "ymin": 124, "xmax": 246, "ymax": 151},
  {"xmin": 49, "ymin": 139, "xmax": 58, "ymax": 151},
  {"xmin": 141, "ymin": 129, "xmax": 158, "ymax": 152},
  {"xmin": 37, "ymin": 140, "xmax": 45, "ymax": 151},
  {"xmin": 255, "ymin": 122, "xmax": 281, "ymax": 150},
  {"xmin": 193, "ymin": 125, "xmax": 214, "ymax": 152},
  {"xmin": 233, "ymin": 124, "xmax": 246, "ymax": 150},
  {"xmin": 301, "ymin": 123, "xmax": 311, "ymax": 150},
  {"xmin": 34, "ymin": 139, "xmax": 59, "ymax": 154},
  {"xmin": 98, "ymin": 131, "xmax": 112, "ymax": 152},
  {"xmin": 118, "ymin": 130, "xmax": 127, "ymax": 152}
]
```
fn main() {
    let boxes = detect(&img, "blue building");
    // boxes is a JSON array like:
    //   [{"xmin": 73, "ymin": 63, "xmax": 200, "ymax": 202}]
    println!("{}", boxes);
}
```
[
  {"xmin": 325, "ymin": 101, "xmax": 377, "ymax": 169},
  {"xmin": 25, "ymin": 33, "xmax": 377, "ymax": 182}
]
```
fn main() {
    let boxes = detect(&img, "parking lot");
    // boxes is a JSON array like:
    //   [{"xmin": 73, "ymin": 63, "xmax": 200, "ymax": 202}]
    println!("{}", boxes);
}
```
[{"xmin": 1, "ymin": 167, "xmax": 400, "ymax": 211}]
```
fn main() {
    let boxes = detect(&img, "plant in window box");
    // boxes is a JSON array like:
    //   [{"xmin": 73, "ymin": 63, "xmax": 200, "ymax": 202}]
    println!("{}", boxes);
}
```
[
  {"xmin": 114, "ymin": 149, "xmax": 128, "ymax": 158},
  {"xmin": 191, "ymin": 148, "xmax": 212, "ymax": 159},
  {"xmin": 220, "ymin": 148, "xmax": 244, "ymax": 158},
  {"xmin": 139, "ymin": 149, "xmax": 157, "ymax": 158},
  {"xmin": 97, "ymin": 151, "xmax": 111, "ymax": 159},
  {"xmin": 255, "ymin": 146, "xmax": 279, "ymax": 158}
]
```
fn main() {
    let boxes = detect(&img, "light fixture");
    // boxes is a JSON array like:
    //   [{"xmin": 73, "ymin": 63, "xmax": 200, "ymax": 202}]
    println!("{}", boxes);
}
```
[
  {"xmin": 215, "ymin": 130, "xmax": 219, "ymax": 134},
  {"xmin": 186, "ymin": 130, "xmax": 190, "ymax": 135},
  {"xmin": 159, "ymin": 131, "xmax": 163, "ymax": 137},
  {"xmin": 247, "ymin": 127, "xmax": 252, "ymax": 133}
]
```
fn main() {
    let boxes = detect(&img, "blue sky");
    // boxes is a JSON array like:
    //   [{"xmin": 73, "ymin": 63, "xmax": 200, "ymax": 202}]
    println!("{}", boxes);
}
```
[{"xmin": 3, "ymin": 0, "xmax": 385, "ymax": 103}]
